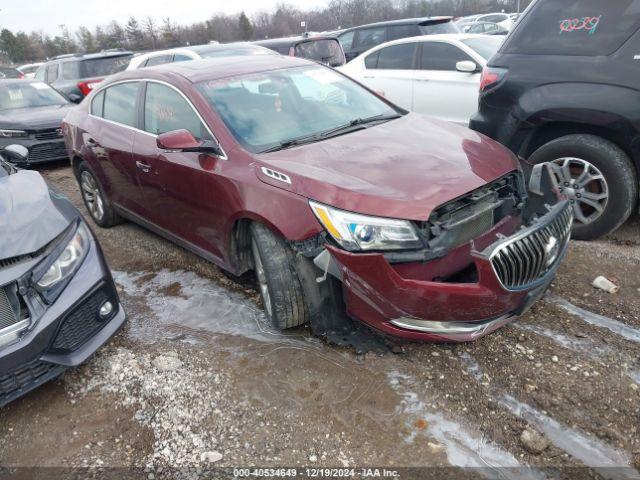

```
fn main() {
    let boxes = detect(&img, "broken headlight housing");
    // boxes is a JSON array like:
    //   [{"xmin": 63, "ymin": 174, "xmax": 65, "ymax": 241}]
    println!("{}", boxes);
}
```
[
  {"xmin": 309, "ymin": 201, "xmax": 423, "ymax": 251},
  {"xmin": 35, "ymin": 222, "xmax": 91, "ymax": 303}
]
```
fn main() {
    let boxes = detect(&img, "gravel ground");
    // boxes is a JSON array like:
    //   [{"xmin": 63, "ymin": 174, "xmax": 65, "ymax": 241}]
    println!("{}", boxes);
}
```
[{"xmin": 1, "ymin": 162, "xmax": 639, "ymax": 479}]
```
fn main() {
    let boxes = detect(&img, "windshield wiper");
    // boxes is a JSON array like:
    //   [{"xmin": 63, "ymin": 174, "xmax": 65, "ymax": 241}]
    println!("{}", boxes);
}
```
[{"xmin": 260, "ymin": 133, "xmax": 323, "ymax": 153}]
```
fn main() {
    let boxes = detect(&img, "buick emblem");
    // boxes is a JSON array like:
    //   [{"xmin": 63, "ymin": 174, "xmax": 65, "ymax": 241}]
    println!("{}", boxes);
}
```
[
  {"xmin": 544, "ymin": 236, "xmax": 559, "ymax": 267},
  {"xmin": 55, "ymin": 128, "xmax": 63, "ymax": 137}
]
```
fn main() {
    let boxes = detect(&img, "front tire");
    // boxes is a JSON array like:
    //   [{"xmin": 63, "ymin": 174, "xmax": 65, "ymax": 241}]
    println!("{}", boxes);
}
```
[
  {"xmin": 529, "ymin": 134, "xmax": 637, "ymax": 240},
  {"xmin": 250, "ymin": 223, "xmax": 309, "ymax": 330},
  {"xmin": 77, "ymin": 161, "xmax": 121, "ymax": 228}
]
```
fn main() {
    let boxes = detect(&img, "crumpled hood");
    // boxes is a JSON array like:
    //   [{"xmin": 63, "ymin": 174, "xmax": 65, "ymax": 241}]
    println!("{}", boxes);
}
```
[
  {"xmin": 257, "ymin": 113, "xmax": 519, "ymax": 221},
  {"xmin": 0, "ymin": 170, "xmax": 72, "ymax": 260},
  {"xmin": 0, "ymin": 104, "xmax": 71, "ymax": 131}
]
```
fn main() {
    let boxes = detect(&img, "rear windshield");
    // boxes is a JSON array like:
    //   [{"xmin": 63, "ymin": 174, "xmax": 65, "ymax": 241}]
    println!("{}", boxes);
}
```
[
  {"xmin": 294, "ymin": 39, "xmax": 345, "ymax": 67},
  {"xmin": 461, "ymin": 36, "xmax": 504, "ymax": 60},
  {"xmin": 419, "ymin": 21, "xmax": 459, "ymax": 35},
  {"xmin": 62, "ymin": 54, "xmax": 132, "ymax": 80},
  {"xmin": 0, "ymin": 68, "xmax": 21, "ymax": 79},
  {"xmin": 0, "ymin": 82, "xmax": 67, "ymax": 110},
  {"xmin": 503, "ymin": 0, "xmax": 640, "ymax": 56}
]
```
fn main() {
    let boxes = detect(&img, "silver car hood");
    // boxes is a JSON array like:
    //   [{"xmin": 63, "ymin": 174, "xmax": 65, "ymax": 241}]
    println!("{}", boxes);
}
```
[{"xmin": 0, "ymin": 170, "xmax": 69, "ymax": 261}]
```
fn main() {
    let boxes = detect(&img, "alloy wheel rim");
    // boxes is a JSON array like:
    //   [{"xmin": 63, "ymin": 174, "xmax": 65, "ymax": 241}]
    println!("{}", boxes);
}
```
[
  {"xmin": 251, "ymin": 240, "xmax": 273, "ymax": 318},
  {"xmin": 549, "ymin": 157, "xmax": 609, "ymax": 225},
  {"xmin": 80, "ymin": 171, "xmax": 104, "ymax": 221}
]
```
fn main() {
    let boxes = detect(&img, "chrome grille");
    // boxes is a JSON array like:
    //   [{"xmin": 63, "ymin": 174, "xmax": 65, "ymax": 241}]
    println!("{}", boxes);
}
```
[
  {"xmin": 0, "ymin": 287, "xmax": 17, "ymax": 331},
  {"xmin": 34, "ymin": 129, "xmax": 63, "ymax": 141},
  {"xmin": 491, "ymin": 203, "xmax": 573, "ymax": 290}
]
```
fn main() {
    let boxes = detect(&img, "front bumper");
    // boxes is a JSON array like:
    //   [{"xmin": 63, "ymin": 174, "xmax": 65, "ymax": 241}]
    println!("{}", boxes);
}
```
[
  {"xmin": 0, "ymin": 232, "xmax": 125, "ymax": 407},
  {"xmin": 326, "ymin": 201, "xmax": 572, "ymax": 343},
  {"xmin": 0, "ymin": 135, "xmax": 68, "ymax": 166}
]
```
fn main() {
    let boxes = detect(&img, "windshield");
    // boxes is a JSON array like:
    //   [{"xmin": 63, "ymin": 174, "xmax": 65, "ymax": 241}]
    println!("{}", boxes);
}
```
[
  {"xmin": 197, "ymin": 65, "xmax": 399, "ymax": 153},
  {"xmin": 294, "ymin": 39, "xmax": 345, "ymax": 67},
  {"xmin": 62, "ymin": 54, "xmax": 133, "ymax": 79},
  {"xmin": 461, "ymin": 36, "xmax": 504, "ymax": 60},
  {"xmin": 0, "ymin": 82, "xmax": 68, "ymax": 110}
]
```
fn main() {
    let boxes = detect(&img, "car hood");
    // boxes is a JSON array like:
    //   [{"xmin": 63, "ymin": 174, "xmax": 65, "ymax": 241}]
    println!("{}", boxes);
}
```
[
  {"xmin": 0, "ymin": 170, "xmax": 75, "ymax": 261},
  {"xmin": 257, "ymin": 113, "xmax": 519, "ymax": 221},
  {"xmin": 0, "ymin": 104, "xmax": 71, "ymax": 131}
]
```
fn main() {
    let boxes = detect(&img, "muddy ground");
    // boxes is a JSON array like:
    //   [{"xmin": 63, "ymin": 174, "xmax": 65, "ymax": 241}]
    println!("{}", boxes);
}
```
[{"xmin": 1, "ymin": 163, "xmax": 639, "ymax": 479}]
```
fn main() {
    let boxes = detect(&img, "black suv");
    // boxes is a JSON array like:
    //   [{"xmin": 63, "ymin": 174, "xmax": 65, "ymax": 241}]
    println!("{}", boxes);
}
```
[
  {"xmin": 470, "ymin": 0, "xmax": 640, "ymax": 240},
  {"xmin": 34, "ymin": 50, "xmax": 133, "ymax": 103},
  {"xmin": 335, "ymin": 17, "xmax": 459, "ymax": 62}
]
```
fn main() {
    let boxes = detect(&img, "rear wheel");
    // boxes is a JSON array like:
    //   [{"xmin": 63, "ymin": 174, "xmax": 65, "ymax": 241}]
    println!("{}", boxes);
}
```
[
  {"xmin": 529, "ymin": 134, "xmax": 637, "ymax": 240},
  {"xmin": 250, "ymin": 222, "xmax": 309, "ymax": 330},
  {"xmin": 77, "ymin": 161, "xmax": 121, "ymax": 228}
]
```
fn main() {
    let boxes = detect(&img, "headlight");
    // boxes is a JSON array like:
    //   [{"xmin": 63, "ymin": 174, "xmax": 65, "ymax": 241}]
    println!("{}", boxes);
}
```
[
  {"xmin": 36, "ymin": 223, "xmax": 90, "ymax": 302},
  {"xmin": 0, "ymin": 129, "xmax": 28, "ymax": 138},
  {"xmin": 310, "ymin": 201, "xmax": 423, "ymax": 251}
]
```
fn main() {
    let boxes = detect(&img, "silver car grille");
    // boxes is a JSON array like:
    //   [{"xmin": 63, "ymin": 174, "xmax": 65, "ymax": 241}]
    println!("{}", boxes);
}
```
[
  {"xmin": 0, "ymin": 287, "xmax": 18, "ymax": 330},
  {"xmin": 490, "ymin": 202, "xmax": 573, "ymax": 290}
]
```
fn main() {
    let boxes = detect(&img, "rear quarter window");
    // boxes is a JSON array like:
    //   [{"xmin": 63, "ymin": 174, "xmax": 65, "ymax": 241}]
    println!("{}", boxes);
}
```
[{"xmin": 504, "ymin": 0, "xmax": 640, "ymax": 56}]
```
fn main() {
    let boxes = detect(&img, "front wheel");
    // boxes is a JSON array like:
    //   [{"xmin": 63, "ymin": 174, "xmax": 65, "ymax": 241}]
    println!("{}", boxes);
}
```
[
  {"xmin": 529, "ymin": 134, "xmax": 637, "ymax": 240},
  {"xmin": 250, "ymin": 223, "xmax": 309, "ymax": 330},
  {"xmin": 77, "ymin": 161, "xmax": 121, "ymax": 228}
]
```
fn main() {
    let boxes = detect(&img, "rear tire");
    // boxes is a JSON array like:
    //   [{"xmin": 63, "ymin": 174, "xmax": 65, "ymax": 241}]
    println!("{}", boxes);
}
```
[
  {"xmin": 528, "ymin": 134, "xmax": 637, "ymax": 240},
  {"xmin": 250, "ymin": 223, "xmax": 309, "ymax": 330},
  {"xmin": 77, "ymin": 161, "xmax": 121, "ymax": 228}
]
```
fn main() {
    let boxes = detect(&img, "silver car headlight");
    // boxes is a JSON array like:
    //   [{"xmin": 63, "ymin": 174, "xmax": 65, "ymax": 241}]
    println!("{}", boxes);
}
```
[
  {"xmin": 310, "ymin": 201, "xmax": 423, "ymax": 251},
  {"xmin": 0, "ymin": 129, "xmax": 28, "ymax": 138},
  {"xmin": 36, "ymin": 223, "xmax": 90, "ymax": 302}
]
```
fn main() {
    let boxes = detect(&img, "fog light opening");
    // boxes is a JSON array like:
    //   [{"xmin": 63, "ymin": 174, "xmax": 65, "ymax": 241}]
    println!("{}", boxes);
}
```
[{"xmin": 98, "ymin": 300, "xmax": 114, "ymax": 320}]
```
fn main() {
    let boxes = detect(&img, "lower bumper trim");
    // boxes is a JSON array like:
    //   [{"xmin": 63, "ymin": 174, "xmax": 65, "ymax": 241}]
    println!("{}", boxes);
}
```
[{"xmin": 390, "ymin": 314, "xmax": 514, "ymax": 337}]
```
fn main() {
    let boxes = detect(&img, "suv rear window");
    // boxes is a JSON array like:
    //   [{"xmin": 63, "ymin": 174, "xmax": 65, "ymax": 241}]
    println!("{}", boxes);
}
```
[
  {"xmin": 419, "ymin": 20, "xmax": 459, "ymax": 35},
  {"xmin": 504, "ymin": 0, "xmax": 640, "ymax": 56},
  {"xmin": 294, "ymin": 39, "xmax": 345, "ymax": 67},
  {"xmin": 62, "ymin": 54, "xmax": 133, "ymax": 80}
]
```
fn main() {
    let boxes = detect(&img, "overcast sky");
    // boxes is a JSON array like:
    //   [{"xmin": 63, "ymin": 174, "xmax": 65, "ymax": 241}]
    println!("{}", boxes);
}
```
[{"xmin": 1, "ymin": 0, "xmax": 327, "ymax": 36}]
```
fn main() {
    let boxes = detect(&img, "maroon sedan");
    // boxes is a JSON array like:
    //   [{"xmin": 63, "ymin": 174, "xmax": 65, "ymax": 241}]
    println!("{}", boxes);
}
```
[{"xmin": 62, "ymin": 55, "xmax": 571, "ymax": 342}]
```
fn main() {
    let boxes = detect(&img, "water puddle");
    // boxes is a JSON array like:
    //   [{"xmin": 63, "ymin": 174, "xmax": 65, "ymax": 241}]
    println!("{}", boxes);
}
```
[
  {"xmin": 546, "ymin": 295, "xmax": 640, "ymax": 344},
  {"xmin": 459, "ymin": 354, "xmax": 640, "ymax": 479},
  {"xmin": 388, "ymin": 372, "xmax": 543, "ymax": 480},
  {"xmin": 113, "ymin": 269, "xmax": 320, "ymax": 347},
  {"xmin": 515, "ymin": 323, "xmax": 609, "ymax": 353}
]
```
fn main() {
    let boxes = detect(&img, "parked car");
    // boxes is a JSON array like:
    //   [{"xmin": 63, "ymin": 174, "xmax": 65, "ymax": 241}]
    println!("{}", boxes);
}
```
[
  {"xmin": 461, "ymin": 22, "xmax": 509, "ymax": 35},
  {"xmin": 0, "ymin": 67, "xmax": 23, "ymax": 79},
  {"xmin": 126, "ymin": 43, "xmax": 276, "ymax": 70},
  {"xmin": 470, "ymin": 0, "xmax": 640, "ymax": 240},
  {"xmin": 0, "ymin": 144, "xmax": 125, "ymax": 407},
  {"xmin": 34, "ymin": 50, "xmax": 133, "ymax": 103},
  {"xmin": 0, "ymin": 79, "xmax": 72, "ymax": 165},
  {"xmin": 335, "ymin": 17, "xmax": 459, "ymax": 61},
  {"xmin": 62, "ymin": 55, "xmax": 570, "ymax": 343},
  {"xmin": 17, "ymin": 63, "xmax": 44, "ymax": 79},
  {"xmin": 340, "ymin": 34, "xmax": 504, "ymax": 124},
  {"xmin": 254, "ymin": 35, "xmax": 346, "ymax": 67},
  {"xmin": 474, "ymin": 13, "xmax": 515, "ymax": 30}
]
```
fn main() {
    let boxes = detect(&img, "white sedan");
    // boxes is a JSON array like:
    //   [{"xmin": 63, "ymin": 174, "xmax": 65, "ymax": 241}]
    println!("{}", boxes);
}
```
[{"xmin": 339, "ymin": 34, "xmax": 503, "ymax": 125}]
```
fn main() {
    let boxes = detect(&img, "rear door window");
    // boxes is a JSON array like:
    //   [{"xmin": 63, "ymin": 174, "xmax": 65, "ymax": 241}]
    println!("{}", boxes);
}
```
[
  {"xmin": 504, "ymin": 0, "xmax": 640, "ymax": 56},
  {"xmin": 103, "ymin": 82, "xmax": 140, "ymax": 127},
  {"xmin": 419, "ymin": 42, "xmax": 474, "ymax": 70},
  {"xmin": 354, "ymin": 27, "xmax": 386, "ymax": 51},
  {"xmin": 368, "ymin": 43, "xmax": 417, "ymax": 69}
]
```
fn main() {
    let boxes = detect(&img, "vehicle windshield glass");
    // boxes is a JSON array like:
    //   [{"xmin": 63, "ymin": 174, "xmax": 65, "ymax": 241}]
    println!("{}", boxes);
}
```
[
  {"xmin": 62, "ymin": 54, "xmax": 133, "ymax": 79},
  {"xmin": 0, "ymin": 82, "xmax": 67, "ymax": 110},
  {"xmin": 461, "ymin": 36, "xmax": 504, "ymax": 59},
  {"xmin": 294, "ymin": 39, "xmax": 345, "ymax": 66},
  {"xmin": 197, "ymin": 65, "xmax": 399, "ymax": 153}
]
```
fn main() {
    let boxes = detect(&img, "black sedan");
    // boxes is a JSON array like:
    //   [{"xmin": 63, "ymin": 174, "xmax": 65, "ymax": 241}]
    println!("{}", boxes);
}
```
[
  {"xmin": 0, "ymin": 145, "xmax": 125, "ymax": 407},
  {"xmin": 0, "ymin": 80, "xmax": 72, "ymax": 166}
]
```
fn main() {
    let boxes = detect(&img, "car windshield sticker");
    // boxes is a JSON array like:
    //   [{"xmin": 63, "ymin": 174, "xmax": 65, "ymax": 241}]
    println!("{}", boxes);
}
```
[
  {"xmin": 31, "ymin": 82, "xmax": 49, "ymax": 90},
  {"xmin": 559, "ymin": 16, "xmax": 602, "ymax": 35},
  {"xmin": 8, "ymin": 89, "xmax": 23, "ymax": 101}
]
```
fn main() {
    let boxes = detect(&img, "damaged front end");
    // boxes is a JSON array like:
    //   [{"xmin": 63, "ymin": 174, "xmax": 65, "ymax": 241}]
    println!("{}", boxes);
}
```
[{"xmin": 302, "ymin": 163, "xmax": 572, "ymax": 344}]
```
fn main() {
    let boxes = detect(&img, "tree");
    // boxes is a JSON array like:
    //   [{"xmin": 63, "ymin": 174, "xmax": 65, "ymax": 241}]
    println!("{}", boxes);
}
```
[
  {"xmin": 76, "ymin": 26, "xmax": 96, "ymax": 53},
  {"xmin": 238, "ymin": 11, "xmax": 254, "ymax": 41},
  {"xmin": 105, "ymin": 21, "xmax": 125, "ymax": 49},
  {"xmin": 161, "ymin": 17, "xmax": 180, "ymax": 47},
  {"xmin": 125, "ymin": 17, "xmax": 145, "ymax": 50},
  {"xmin": 143, "ymin": 16, "xmax": 159, "ymax": 49},
  {"xmin": 0, "ymin": 29, "xmax": 17, "ymax": 61}
]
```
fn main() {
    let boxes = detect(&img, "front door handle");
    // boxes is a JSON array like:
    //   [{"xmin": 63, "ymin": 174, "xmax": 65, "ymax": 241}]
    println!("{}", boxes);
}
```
[{"xmin": 136, "ymin": 161, "xmax": 151, "ymax": 173}]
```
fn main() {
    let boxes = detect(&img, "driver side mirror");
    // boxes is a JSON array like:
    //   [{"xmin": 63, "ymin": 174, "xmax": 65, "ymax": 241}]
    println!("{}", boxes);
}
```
[
  {"xmin": 156, "ymin": 129, "xmax": 224, "ymax": 157},
  {"xmin": 456, "ymin": 60, "xmax": 479, "ymax": 73},
  {"xmin": 68, "ymin": 93, "xmax": 82, "ymax": 104},
  {"xmin": 4, "ymin": 144, "xmax": 28, "ymax": 162}
]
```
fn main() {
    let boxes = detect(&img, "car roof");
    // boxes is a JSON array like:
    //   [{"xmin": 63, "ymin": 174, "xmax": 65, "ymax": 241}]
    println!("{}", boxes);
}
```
[
  {"xmin": 110, "ymin": 54, "xmax": 313, "ymax": 84},
  {"xmin": 341, "ymin": 16, "xmax": 453, "ymax": 31},
  {"xmin": 51, "ymin": 50, "xmax": 133, "ymax": 63},
  {"xmin": 184, "ymin": 42, "xmax": 269, "ymax": 54}
]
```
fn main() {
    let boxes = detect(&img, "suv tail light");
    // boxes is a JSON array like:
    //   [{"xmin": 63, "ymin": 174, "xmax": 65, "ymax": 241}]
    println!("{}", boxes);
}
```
[
  {"xmin": 479, "ymin": 67, "xmax": 507, "ymax": 93},
  {"xmin": 77, "ymin": 79, "xmax": 103, "ymax": 96},
  {"xmin": 18, "ymin": 72, "xmax": 25, "ymax": 80}
]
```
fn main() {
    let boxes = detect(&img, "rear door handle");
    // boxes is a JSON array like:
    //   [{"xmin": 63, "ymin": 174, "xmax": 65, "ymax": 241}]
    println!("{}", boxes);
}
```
[{"xmin": 136, "ymin": 161, "xmax": 151, "ymax": 173}]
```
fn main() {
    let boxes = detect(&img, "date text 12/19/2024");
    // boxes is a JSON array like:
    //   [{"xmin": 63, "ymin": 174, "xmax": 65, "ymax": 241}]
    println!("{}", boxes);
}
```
[{"xmin": 233, "ymin": 468, "xmax": 400, "ymax": 478}]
